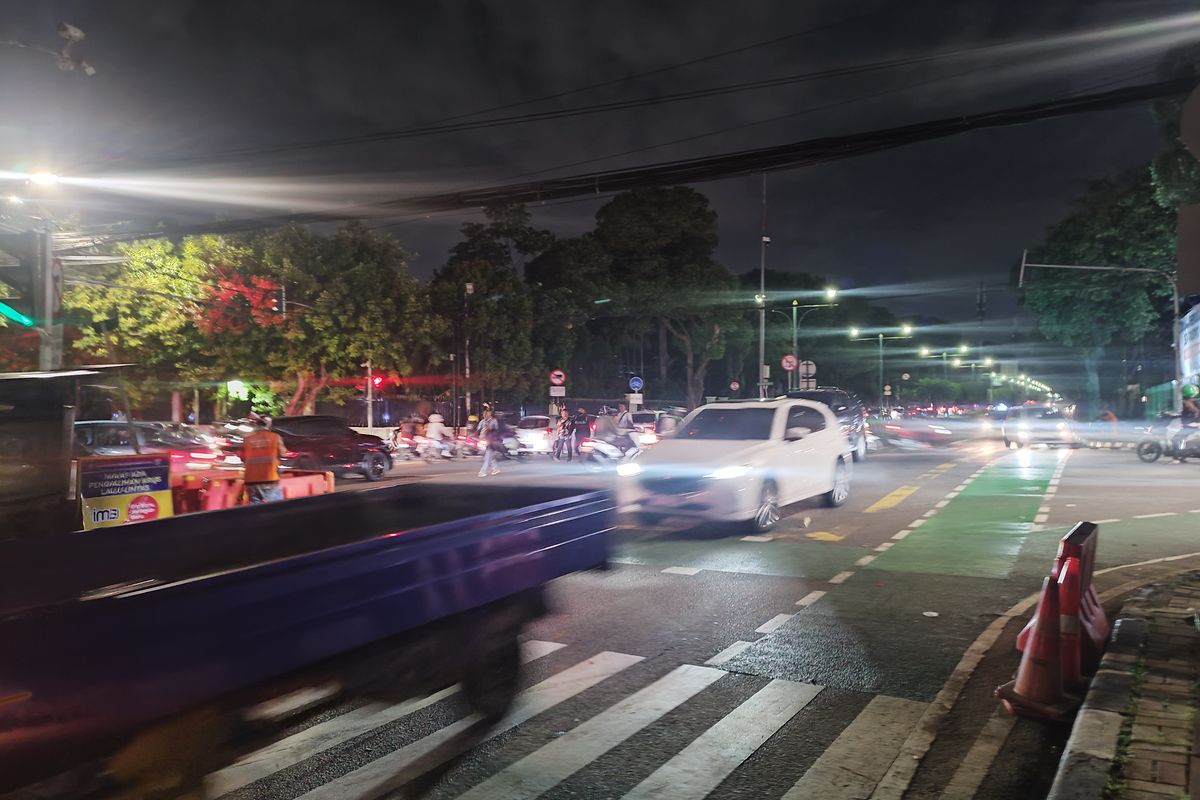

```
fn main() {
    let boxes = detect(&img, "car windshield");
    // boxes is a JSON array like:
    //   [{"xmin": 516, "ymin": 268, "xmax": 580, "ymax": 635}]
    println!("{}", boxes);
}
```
[
  {"xmin": 274, "ymin": 418, "xmax": 350, "ymax": 436},
  {"xmin": 518, "ymin": 417, "xmax": 550, "ymax": 429},
  {"xmin": 677, "ymin": 408, "xmax": 775, "ymax": 440},
  {"xmin": 631, "ymin": 412, "xmax": 657, "ymax": 425}
]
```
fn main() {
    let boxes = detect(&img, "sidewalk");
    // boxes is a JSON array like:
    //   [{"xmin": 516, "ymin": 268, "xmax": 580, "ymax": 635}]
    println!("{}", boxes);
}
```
[{"xmin": 1050, "ymin": 573, "xmax": 1200, "ymax": 800}]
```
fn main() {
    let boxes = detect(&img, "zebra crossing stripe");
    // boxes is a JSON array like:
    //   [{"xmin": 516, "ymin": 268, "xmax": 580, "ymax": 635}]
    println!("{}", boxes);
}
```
[
  {"xmin": 622, "ymin": 679, "xmax": 822, "ymax": 799},
  {"xmin": 780, "ymin": 695, "xmax": 926, "ymax": 799},
  {"xmin": 455, "ymin": 664, "xmax": 725, "ymax": 800},
  {"xmin": 296, "ymin": 650, "xmax": 643, "ymax": 800},
  {"xmin": 208, "ymin": 641, "xmax": 566, "ymax": 797}
]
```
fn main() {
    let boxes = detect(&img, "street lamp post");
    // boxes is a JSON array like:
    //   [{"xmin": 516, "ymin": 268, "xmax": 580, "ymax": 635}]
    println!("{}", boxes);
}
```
[
  {"xmin": 771, "ymin": 288, "xmax": 838, "ymax": 391},
  {"xmin": 851, "ymin": 324, "xmax": 913, "ymax": 407},
  {"xmin": 1019, "ymin": 251, "xmax": 1182, "ymax": 411}
]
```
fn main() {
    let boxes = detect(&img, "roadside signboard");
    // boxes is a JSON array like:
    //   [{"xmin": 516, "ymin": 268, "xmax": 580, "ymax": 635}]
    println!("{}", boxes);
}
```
[
  {"xmin": 781, "ymin": 353, "xmax": 798, "ymax": 372},
  {"xmin": 627, "ymin": 393, "xmax": 643, "ymax": 405},
  {"xmin": 78, "ymin": 454, "xmax": 174, "ymax": 530},
  {"xmin": 798, "ymin": 377, "xmax": 817, "ymax": 390},
  {"xmin": 798, "ymin": 360, "xmax": 817, "ymax": 378},
  {"xmin": 628, "ymin": 375, "xmax": 644, "ymax": 392},
  {"xmin": 549, "ymin": 369, "xmax": 566, "ymax": 386},
  {"xmin": 549, "ymin": 385, "xmax": 566, "ymax": 397},
  {"xmin": 1182, "ymin": 305, "xmax": 1200, "ymax": 382},
  {"xmin": 729, "ymin": 380, "xmax": 741, "ymax": 392}
]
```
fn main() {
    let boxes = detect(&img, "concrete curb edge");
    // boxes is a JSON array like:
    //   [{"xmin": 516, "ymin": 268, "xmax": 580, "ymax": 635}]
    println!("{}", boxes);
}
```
[{"xmin": 1045, "ymin": 605, "xmax": 1150, "ymax": 800}]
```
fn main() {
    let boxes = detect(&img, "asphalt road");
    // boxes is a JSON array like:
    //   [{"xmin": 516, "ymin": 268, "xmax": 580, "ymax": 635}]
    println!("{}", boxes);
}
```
[{"xmin": 214, "ymin": 440, "xmax": 1200, "ymax": 800}]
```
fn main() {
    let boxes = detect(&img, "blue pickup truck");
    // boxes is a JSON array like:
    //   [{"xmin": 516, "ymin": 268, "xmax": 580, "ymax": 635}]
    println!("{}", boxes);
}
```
[{"xmin": 0, "ymin": 371, "xmax": 613, "ymax": 796}]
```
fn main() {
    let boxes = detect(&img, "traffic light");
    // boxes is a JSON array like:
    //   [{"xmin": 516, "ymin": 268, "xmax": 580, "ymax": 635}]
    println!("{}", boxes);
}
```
[{"xmin": 371, "ymin": 375, "xmax": 383, "ymax": 388}]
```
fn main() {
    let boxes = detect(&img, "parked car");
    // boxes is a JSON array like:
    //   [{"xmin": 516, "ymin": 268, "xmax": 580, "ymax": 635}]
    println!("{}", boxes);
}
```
[
  {"xmin": 1002, "ymin": 405, "xmax": 1078, "ymax": 448},
  {"xmin": 785, "ymin": 387, "xmax": 868, "ymax": 461},
  {"xmin": 617, "ymin": 399, "xmax": 852, "ymax": 533},
  {"xmin": 514, "ymin": 415, "xmax": 555, "ymax": 454},
  {"xmin": 74, "ymin": 421, "xmax": 229, "ymax": 469},
  {"xmin": 221, "ymin": 415, "xmax": 392, "ymax": 480}
]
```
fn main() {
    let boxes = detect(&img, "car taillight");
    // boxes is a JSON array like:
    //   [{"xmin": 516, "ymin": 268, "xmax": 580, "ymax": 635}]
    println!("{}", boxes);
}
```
[
  {"xmin": 589, "ymin": 422, "xmax": 596, "ymax": 433},
  {"xmin": 169, "ymin": 450, "xmax": 187, "ymax": 460},
  {"xmin": 580, "ymin": 439, "xmax": 595, "ymax": 452},
  {"xmin": 190, "ymin": 451, "xmax": 219, "ymax": 460},
  {"xmin": 646, "ymin": 424, "xmax": 656, "ymax": 432},
  {"xmin": 284, "ymin": 450, "xmax": 300, "ymax": 458}
]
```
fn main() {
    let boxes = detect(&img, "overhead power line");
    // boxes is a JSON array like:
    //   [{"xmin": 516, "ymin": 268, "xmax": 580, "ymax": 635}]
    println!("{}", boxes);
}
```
[{"xmin": 55, "ymin": 74, "xmax": 1196, "ymax": 252}]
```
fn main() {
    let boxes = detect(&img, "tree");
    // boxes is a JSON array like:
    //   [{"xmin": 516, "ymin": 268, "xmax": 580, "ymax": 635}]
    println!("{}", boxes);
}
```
[
  {"xmin": 1024, "ymin": 172, "xmax": 1175, "ymax": 410},
  {"xmin": 431, "ymin": 205, "xmax": 551, "ymax": 403}
]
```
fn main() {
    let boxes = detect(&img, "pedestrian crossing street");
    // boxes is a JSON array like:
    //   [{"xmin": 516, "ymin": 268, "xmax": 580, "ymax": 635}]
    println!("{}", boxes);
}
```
[{"xmin": 207, "ymin": 640, "xmax": 928, "ymax": 800}]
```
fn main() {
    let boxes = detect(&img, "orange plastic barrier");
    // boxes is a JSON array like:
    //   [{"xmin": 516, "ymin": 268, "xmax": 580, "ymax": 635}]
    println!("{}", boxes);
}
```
[{"xmin": 279, "ymin": 471, "xmax": 335, "ymax": 498}]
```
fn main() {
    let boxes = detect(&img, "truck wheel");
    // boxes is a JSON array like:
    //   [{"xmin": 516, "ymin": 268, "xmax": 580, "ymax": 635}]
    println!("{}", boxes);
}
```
[{"xmin": 462, "ymin": 632, "xmax": 521, "ymax": 720}]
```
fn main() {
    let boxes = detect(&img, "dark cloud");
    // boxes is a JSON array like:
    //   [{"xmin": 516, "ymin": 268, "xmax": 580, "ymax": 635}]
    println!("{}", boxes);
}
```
[{"xmin": 0, "ymin": 0, "xmax": 1193, "ymax": 323}]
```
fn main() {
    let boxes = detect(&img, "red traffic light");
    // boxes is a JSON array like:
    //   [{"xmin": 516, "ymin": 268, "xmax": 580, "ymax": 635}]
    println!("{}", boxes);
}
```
[{"xmin": 371, "ymin": 375, "xmax": 384, "ymax": 388}]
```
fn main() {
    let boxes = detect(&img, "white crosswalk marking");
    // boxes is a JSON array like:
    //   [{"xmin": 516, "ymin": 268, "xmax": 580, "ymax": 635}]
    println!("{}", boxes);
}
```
[
  {"xmin": 781, "ymin": 694, "xmax": 926, "ymax": 799},
  {"xmin": 297, "ymin": 650, "xmax": 643, "ymax": 800},
  {"xmin": 207, "ymin": 640, "xmax": 566, "ymax": 796},
  {"xmin": 621, "ymin": 679, "xmax": 823, "ymax": 799},
  {"xmin": 455, "ymin": 664, "xmax": 725, "ymax": 800}
]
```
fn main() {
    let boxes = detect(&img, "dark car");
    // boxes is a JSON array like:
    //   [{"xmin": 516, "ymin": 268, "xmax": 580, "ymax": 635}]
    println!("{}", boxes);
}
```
[
  {"xmin": 785, "ymin": 387, "xmax": 868, "ymax": 461},
  {"xmin": 221, "ymin": 415, "xmax": 392, "ymax": 481}
]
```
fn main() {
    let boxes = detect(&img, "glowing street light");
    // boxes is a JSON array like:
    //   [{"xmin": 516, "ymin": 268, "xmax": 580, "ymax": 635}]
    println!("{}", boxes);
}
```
[
  {"xmin": 919, "ymin": 346, "xmax": 930, "ymax": 357},
  {"xmin": 4, "ymin": 194, "xmax": 22, "ymax": 205},
  {"xmin": 824, "ymin": 287, "xmax": 838, "ymax": 301},
  {"xmin": 849, "ymin": 327, "xmax": 860, "ymax": 338},
  {"xmin": 29, "ymin": 172, "xmax": 59, "ymax": 186},
  {"xmin": 958, "ymin": 343, "xmax": 969, "ymax": 354}
]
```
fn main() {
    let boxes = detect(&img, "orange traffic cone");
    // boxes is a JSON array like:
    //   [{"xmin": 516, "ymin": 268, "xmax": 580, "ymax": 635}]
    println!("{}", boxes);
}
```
[
  {"xmin": 1057, "ymin": 557, "xmax": 1083, "ymax": 691},
  {"xmin": 996, "ymin": 577, "xmax": 1080, "ymax": 720}
]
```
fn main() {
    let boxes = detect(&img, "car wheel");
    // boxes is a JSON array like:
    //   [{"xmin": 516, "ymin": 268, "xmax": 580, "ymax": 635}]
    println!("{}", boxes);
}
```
[
  {"xmin": 361, "ymin": 452, "xmax": 389, "ymax": 481},
  {"xmin": 824, "ymin": 459, "xmax": 850, "ymax": 507},
  {"xmin": 1002, "ymin": 437, "xmax": 1010, "ymax": 449},
  {"xmin": 748, "ymin": 479, "xmax": 780, "ymax": 533},
  {"xmin": 852, "ymin": 434, "xmax": 866, "ymax": 462}
]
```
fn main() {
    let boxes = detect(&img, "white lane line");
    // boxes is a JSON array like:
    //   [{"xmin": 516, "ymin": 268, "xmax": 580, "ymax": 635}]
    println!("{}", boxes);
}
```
[
  {"xmin": 296, "ymin": 651, "xmax": 644, "ymax": 800},
  {"xmin": 208, "ymin": 640, "xmax": 566, "ymax": 796},
  {"xmin": 874, "ymin": 542, "xmax": 894, "ymax": 552},
  {"xmin": 1037, "ymin": 506, "xmax": 1050, "ymax": 514},
  {"xmin": 940, "ymin": 707, "xmax": 1018, "ymax": 800},
  {"xmin": 662, "ymin": 566, "xmax": 702, "ymax": 575},
  {"xmin": 795, "ymin": 590, "xmax": 826, "ymax": 608},
  {"xmin": 1093, "ymin": 518, "xmax": 1120, "ymax": 524},
  {"xmin": 457, "ymin": 664, "xmax": 724, "ymax": 800},
  {"xmin": 828, "ymin": 571, "xmax": 855, "ymax": 585},
  {"xmin": 923, "ymin": 510, "xmax": 937, "ymax": 518},
  {"xmin": 782, "ymin": 695, "xmax": 927, "ymax": 800},
  {"xmin": 944, "ymin": 492, "xmax": 959, "ymax": 500},
  {"xmin": 740, "ymin": 535, "xmax": 774, "ymax": 542},
  {"xmin": 954, "ymin": 484, "xmax": 968, "ymax": 492},
  {"xmin": 706, "ymin": 641, "xmax": 753, "ymax": 666},
  {"xmin": 935, "ymin": 500, "xmax": 950, "ymax": 508},
  {"xmin": 855, "ymin": 554, "xmax": 877, "ymax": 567},
  {"xmin": 1133, "ymin": 512, "xmax": 1177, "ymax": 519},
  {"xmin": 756, "ymin": 613, "xmax": 794, "ymax": 634},
  {"xmin": 907, "ymin": 518, "xmax": 927, "ymax": 529},
  {"xmin": 1191, "ymin": 509, "xmax": 1200, "ymax": 513},
  {"xmin": 622, "ymin": 680, "xmax": 823, "ymax": 800},
  {"xmin": 1034, "ymin": 514, "xmax": 1049, "ymax": 524},
  {"xmin": 891, "ymin": 530, "xmax": 910, "ymax": 541}
]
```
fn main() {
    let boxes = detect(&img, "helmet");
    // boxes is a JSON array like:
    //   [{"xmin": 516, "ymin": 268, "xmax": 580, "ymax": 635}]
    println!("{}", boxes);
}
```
[
  {"xmin": 1184, "ymin": 384, "xmax": 1199, "ymax": 399},
  {"xmin": 428, "ymin": 413, "xmax": 444, "ymax": 423}
]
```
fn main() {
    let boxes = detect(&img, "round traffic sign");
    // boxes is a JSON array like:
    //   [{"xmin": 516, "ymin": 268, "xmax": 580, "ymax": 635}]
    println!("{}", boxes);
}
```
[
  {"xmin": 629, "ymin": 375, "xmax": 644, "ymax": 392},
  {"xmin": 901, "ymin": 372, "xmax": 911, "ymax": 381},
  {"xmin": 729, "ymin": 380, "xmax": 741, "ymax": 392},
  {"xmin": 549, "ymin": 369, "xmax": 566, "ymax": 386},
  {"xmin": 798, "ymin": 360, "xmax": 817, "ymax": 378},
  {"xmin": 781, "ymin": 353, "xmax": 798, "ymax": 372}
]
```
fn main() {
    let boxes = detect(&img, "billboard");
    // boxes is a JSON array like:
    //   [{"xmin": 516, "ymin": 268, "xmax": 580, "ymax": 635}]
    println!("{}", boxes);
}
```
[{"xmin": 1183, "ymin": 305, "xmax": 1200, "ymax": 384}]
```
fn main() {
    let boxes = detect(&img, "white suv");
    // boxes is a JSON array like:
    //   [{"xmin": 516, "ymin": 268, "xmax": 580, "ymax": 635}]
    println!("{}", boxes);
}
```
[{"xmin": 617, "ymin": 399, "xmax": 852, "ymax": 532}]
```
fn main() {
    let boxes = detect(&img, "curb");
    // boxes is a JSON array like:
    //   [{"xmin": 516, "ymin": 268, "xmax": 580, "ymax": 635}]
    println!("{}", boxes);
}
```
[{"xmin": 1046, "ymin": 593, "xmax": 1154, "ymax": 800}]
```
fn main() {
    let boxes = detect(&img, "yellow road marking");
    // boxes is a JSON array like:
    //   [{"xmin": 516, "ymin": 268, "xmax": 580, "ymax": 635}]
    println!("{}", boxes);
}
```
[
  {"xmin": 864, "ymin": 485, "xmax": 921, "ymax": 513},
  {"xmin": 936, "ymin": 463, "xmax": 956, "ymax": 471},
  {"xmin": 805, "ymin": 531, "xmax": 843, "ymax": 541}
]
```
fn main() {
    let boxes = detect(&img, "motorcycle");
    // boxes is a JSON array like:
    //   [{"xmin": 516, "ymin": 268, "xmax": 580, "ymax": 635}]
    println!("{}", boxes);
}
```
[
  {"xmin": 388, "ymin": 431, "xmax": 418, "ymax": 461},
  {"xmin": 414, "ymin": 435, "xmax": 456, "ymax": 462},
  {"xmin": 1137, "ymin": 415, "xmax": 1200, "ymax": 462},
  {"xmin": 578, "ymin": 435, "xmax": 641, "ymax": 466}
]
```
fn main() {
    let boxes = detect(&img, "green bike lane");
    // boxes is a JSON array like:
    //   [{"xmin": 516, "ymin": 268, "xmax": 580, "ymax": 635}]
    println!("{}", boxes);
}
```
[{"xmin": 722, "ymin": 448, "xmax": 1067, "ymax": 700}]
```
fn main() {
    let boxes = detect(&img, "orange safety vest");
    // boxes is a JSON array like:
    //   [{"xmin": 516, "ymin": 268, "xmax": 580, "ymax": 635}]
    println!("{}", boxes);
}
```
[{"xmin": 242, "ymin": 430, "xmax": 282, "ymax": 483}]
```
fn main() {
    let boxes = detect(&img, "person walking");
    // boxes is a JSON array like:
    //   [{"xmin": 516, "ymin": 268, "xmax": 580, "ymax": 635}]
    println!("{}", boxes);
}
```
[
  {"xmin": 571, "ymin": 406, "xmax": 589, "ymax": 460},
  {"xmin": 477, "ymin": 407, "xmax": 502, "ymax": 477},
  {"xmin": 553, "ymin": 407, "xmax": 572, "ymax": 461},
  {"xmin": 242, "ymin": 416, "xmax": 288, "ymax": 503}
]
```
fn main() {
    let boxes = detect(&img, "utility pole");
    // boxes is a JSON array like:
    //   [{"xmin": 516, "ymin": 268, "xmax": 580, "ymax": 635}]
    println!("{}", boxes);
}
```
[
  {"xmin": 791, "ymin": 300, "xmax": 798, "ymax": 392},
  {"xmin": 364, "ymin": 360, "xmax": 374, "ymax": 428},
  {"xmin": 37, "ymin": 228, "xmax": 61, "ymax": 370},
  {"xmin": 757, "ymin": 175, "xmax": 769, "ymax": 399},
  {"xmin": 464, "ymin": 282, "xmax": 474, "ymax": 420},
  {"xmin": 449, "ymin": 353, "xmax": 458, "ymax": 432}
]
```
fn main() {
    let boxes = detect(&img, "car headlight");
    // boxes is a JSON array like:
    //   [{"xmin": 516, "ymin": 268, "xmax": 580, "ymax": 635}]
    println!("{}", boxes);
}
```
[
  {"xmin": 1056, "ymin": 421, "xmax": 1067, "ymax": 430},
  {"xmin": 705, "ymin": 465, "xmax": 752, "ymax": 480},
  {"xmin": 616, "ymin": 463, "xmax": 643, "ymax": 477}
]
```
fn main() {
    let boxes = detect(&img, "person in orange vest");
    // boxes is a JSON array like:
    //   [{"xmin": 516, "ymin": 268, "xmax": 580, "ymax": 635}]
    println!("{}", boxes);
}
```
[{"xmin": 242, "ymin": 416, "xmax": 288, "ymax": 503}]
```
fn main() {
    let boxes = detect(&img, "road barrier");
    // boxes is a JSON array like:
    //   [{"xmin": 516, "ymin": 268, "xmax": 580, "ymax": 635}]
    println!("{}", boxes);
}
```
[
  {"xmin": 171, "ymin": 471, "xmax": 333, "ymax": 514},
  {"xmin": 1000, "ymin": 521, "xmax": 1107, "ymax": 721}
]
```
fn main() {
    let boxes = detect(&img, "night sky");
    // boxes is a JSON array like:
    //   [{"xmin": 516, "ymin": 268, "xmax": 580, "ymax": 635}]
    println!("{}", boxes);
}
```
[{"xmin": 1, "ymin": 0, "xmax": 1193, "ymax": 326}]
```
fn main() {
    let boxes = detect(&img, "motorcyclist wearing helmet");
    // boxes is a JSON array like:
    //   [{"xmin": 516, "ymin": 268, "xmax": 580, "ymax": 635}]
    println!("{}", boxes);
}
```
[
  {"xmin": 425, "ymin": 413, "xmax": 449, "ymax": 457},
  {"xmin": 1172, "ymin": 384, "xmax": 1200, "ymax": 461}
]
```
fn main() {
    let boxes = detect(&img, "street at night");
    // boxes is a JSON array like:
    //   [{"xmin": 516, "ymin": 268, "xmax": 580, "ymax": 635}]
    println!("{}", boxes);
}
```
[{"xmin": 6, "ymin": 3, "xmax": 1200, "ymax": 799}]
